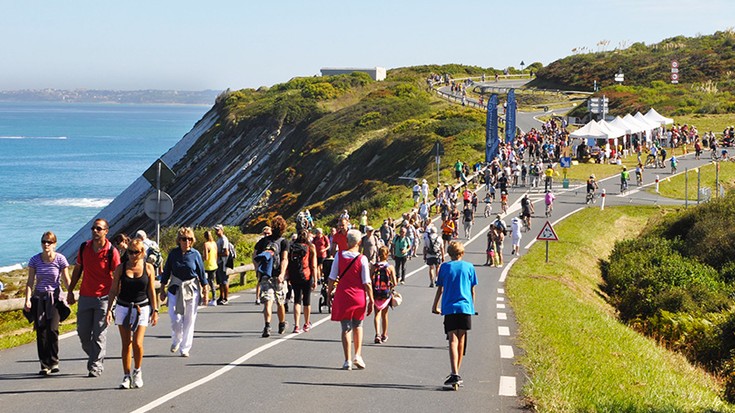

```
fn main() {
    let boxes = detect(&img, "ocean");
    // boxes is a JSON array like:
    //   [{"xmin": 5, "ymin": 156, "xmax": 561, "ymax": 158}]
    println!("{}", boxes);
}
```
[{"xmin": 0, "ymin": 101, "xmax": 211, "ymax": 269}]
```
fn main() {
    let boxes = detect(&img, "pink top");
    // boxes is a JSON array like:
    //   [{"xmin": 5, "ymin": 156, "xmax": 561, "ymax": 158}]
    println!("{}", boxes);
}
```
[{"xmin": 330, "ymin": 251, "xmax": 369, "ymax": 321}]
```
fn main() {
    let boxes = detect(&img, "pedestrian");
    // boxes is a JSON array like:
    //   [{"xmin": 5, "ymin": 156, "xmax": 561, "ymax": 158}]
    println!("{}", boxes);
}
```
[
  {"xmin": 111, "ymin": 233, "xmax": 130, "ymax": 260},
  {"xmin": 431, "ymin": 241, "xmax": 477, "ymax": 388},
  {"xmin": 253, "ymin": 226, "xmax": 272, "ymax": 305},
  {"xmin": 441, "ymin": 217, "xmax": 455, "ymax": 251},
  {"xmin": 328, "ymin": 229, "xmax": 374, "ymax": 370},
  {"xmin": 214, "ymin": 224, "xmax": 230, "ymax": 305},
  {"xmin": 159, "ymin": 227, "xmax": 209, "ymax": 357},
  {"xmin": 412, "ymin": 180, "xmax": 421, "ymax": 207},
  {"xmin": 358, "ymin": 210, "xmax": 369, "ymax": 234},
  {"xmin": 23, "ymin": 231, "xmax": 72, "ymax": 375},
  {"xmin": 202, "ymin": 230, "xmax": 218, "ymax": 306},
  {"xmin": 372, "ymin": 246, "xmax": 397, "ymax": 344},
  {"xmin": 330, "ymin": 218, "xmax": 349, "ymax": 256},
  {"xmin": 312, "ymin": 227, "xmax": 330, "ymax": 281},
  {"xmin": 133, "ymin": 230, "xmax": 162, "ymax": 275},
  {"xmin": 423, "ymin": 225, "xmax": 444, "ymax": 287},
  {"xmin": 253, "ymin": 216, "xmax": 290, "ymax": 337},
  {"xmin": 106, "ymin": 238, "xmax": 159, "ymax": 389},
  {"xmin": 462, "ymin": 204, "xmax": 474, "ymax": 239},
  {"xmin": 288, "ymin": 230, "xmax": 317, "ymax": 333},
  {"xmin": 360, "ymin": 226, "xmax": 381, "ymax": 267},
  {"xmin": 510, "ymin": 216, "xmax": 522, "ymax": 256},
  {"xmin": 68, "ymin": 218, "xmax": 121, "ymax": 377},
  {"xmin": 392, "ymin": 226, "xmax": 410, "ymax": 284},
  {"xmin": 379, "ymin": 219, "xmax": 394, "ymax": 250}
]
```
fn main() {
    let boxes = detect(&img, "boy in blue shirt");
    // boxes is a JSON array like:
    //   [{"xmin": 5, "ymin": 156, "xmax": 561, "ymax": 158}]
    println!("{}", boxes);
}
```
[{"xmin": 432, "ymin": 241, "xmax": 477, "ymax": 388}]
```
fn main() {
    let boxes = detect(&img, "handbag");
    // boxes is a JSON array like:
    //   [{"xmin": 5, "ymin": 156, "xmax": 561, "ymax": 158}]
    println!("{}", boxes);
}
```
[{"xmin": 391, "ymin": 291, "xmax": 403, "ymax": 307}]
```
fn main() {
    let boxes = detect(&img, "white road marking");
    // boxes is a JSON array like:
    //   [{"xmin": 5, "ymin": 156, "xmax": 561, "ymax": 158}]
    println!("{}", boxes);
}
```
[
  {"xmin": 499, "ymin": 257, "xmax": 517, "ymax": 282},
  {"xmin": 499, "ymin": 375, "xmax": 517, "ymax": 396},
  {"xmin": 131, "ymin": 316, "xmax": 332, "ymax": 413},
  {"xmin": 497, "ymin": 288, "xmax": 505, "ymax": 294},
  {"xmin": 499, "ymin": 345, "xmax": 514, "ymax": 359},
  {"xmin": 498, "ymin": 326, "xmax": 510, "ymax": 336},
  {"xmin": 496, "ymin": 297, "xmax": 505, "ymax": 302},
  {"xmin": 496, "ymin": 303, "xmax": 506, "ymax": 309},
  {"xmin": 497, "ymin": 312, "xmax": 507, "ymax": 320}
]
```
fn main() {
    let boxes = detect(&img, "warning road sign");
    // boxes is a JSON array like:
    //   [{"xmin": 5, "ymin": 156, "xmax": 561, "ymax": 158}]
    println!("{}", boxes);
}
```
[{"xmin": 536, "ymin": 221, "xmax": 559, "ymax": 241}]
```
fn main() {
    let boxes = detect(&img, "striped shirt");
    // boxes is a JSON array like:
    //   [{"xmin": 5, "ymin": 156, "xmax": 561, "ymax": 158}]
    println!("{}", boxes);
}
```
[{"xmin": 28, "ymin": 253, "xmax": 69, "ymax": 292}]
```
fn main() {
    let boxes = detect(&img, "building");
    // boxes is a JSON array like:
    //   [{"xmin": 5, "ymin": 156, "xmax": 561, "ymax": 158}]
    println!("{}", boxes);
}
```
[{"xmin": 320, "ymin": 67, "xmax": 386, "ymax": 81}]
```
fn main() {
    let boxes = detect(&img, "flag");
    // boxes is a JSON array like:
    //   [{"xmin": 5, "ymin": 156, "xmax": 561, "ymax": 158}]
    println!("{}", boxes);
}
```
[
  {"xmin": 485, "ymin": 94, "xmax": 499, "ymax": 162},
  {"xmin": 505, "ymin": 89, "xmax": 517, "ymax": 143}
]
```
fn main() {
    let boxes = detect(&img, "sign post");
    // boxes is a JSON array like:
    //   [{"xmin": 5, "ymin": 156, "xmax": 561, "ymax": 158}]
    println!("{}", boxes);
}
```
[
  {"xmin": 536, "ymin": 221, "xmax": 559, "ymax": 263},
  {"xmin": 433, "ymin": 140, "xmax": 445, "ymax": 187},
  {"xmin": 143, "ymin": 159, "xmax": 176, "ymax": 246}
]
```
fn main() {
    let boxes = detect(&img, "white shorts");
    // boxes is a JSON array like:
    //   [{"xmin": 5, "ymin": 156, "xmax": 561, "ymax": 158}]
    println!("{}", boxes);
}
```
[{"xmin": 115, "ymin": 303, "xmax": 151, "ymax": 327}]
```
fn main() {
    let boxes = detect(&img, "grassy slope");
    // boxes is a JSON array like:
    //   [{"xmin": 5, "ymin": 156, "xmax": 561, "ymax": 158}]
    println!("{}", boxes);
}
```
[
  {"xmin": 654, "ymin": 161, "xmax": 735, "ymax": 200},
  {"xmin": 507, "ymin": 206, "xmax": 733, "ymax": 412}
]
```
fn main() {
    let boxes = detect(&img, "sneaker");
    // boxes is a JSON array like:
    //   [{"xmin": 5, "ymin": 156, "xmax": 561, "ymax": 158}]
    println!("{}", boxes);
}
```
[
  {"xmin": 132, "ymin": 369, "xmax": 143, "ymax": 388},
  {"xmin": 278, "ymin": 322, "xmax": 287, "ymax": 335},
  {"xmin": 293, "ymin": 326, "xmax": 301, "ymax": 334},
  {"xmin": 38, "ymin": 368, "xmax": 50, "ymax": 376},
  {"xmin": 353, "ymin": 355, "xmax": 366, "ymax": 369},
  {"xmin": 87, "ymin": 370, "xmax": 101, "ymax": 378},
  {"xmin": 400, "ymin": 280, "xmax": 405, "ymax": 285},
  {"xmin": 303, "ymin": 323, "xmax": 311, "ymax": 332},
  {"xmin": 119, "ymin": 375, "xmax": 131, "ymax": 389},
  {"xmin": 262, "ymin": 326, "xmax": 271, "ymax": 338},
  {"xmin": 170, "ymin": 343, "xmax": 180, "ymax": 353},
  {"xmin": 443, "ymin": 374, "xmax": 463, "ymax": 386},
  {"xmin": 255, "ymin": 298, "xmax": 261, "ymax": 305},
  {"xmin": 209, "ymin": 299, "xmax": 217, "ymax": 307},
  {"xmin": 429, "ymin": 282, "xmax": 434, "ymax": 288},
  {"xmin": 50, "ymin": 366, "xmax": 60, "ymax": 374},
  {"xmin": 220, "ymin": 299, "xmax": 228, "ymax": 305},
  {"xmin": 342, "ymin": 360, "xmax": 352, "ymax": 370},
  {"xmin": 216, "ymin": 298, "xmax": 224, "ymax": 306},
  {"xmin": 181, "ymin": 352, "xmax": 190, "ymax": 358},
  {"xmin": 374, "ymin": 335, "xmax": 382, "ymax": 344},
  {"xmin": 380, "ymin": 335, "xmax": 388, "ymax": 343}
]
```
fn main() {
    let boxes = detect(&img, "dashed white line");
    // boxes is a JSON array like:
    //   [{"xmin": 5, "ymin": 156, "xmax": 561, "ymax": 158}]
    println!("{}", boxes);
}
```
[
  {"xmin": 497, "ymin": 288, "xmax": 505, "ymax": 294},
  {"xmin": 499, "ymin": 376, "xmax": 517, "ymax": 396},
  {"xmin": 496, "ymin": 303, "xmax": 506, "ymax": 309},
  {"xmin": 497, "ymin": 312, "xmax": 507, "ymax": 320},
  {"xmin": 496, "ymin": 297, "xmax": 505, "ymax": 302},
  {"xmin": 498, "ymin": 326, "xmax": 510, "ymax": 336},
  {"xmin": 499, "ymin": 345, "xmax": 514, "ymax": 359}
]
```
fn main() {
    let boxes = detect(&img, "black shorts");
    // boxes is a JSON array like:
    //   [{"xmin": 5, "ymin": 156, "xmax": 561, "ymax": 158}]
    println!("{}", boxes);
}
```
[
  {"xmin": 444, "ymin": 313, "xmax": 472, "ymax": 333},
  {"xmin": 442, "ymin": 233, "xmax": 452, "ymax": 241},
  {"xmin": 291, "ymin": 282, "xmax": 312, "ymax": 306},
  {"xmin": 426, "ymin": 257, "xmax": 440, "ymax": 266}
]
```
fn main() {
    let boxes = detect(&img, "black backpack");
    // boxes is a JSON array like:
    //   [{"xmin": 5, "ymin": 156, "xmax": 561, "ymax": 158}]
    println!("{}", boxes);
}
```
[
  {"xmin": 372, "ymin": 263, "xmax": 391, "ymax": 299},
  {"xmin": 287, "ymin": 242, "xmax": 310, "ymax": 282}
]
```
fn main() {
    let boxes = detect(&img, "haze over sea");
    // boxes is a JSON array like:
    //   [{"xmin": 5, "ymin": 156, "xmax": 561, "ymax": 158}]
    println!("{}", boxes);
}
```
[{"xmin": 0, "ymin": 101, "xmax": 210, "ymax": 269}]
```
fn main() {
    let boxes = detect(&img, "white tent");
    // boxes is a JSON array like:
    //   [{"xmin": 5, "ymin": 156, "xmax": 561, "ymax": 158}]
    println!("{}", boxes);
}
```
[
  {"xmin": 598, "ymin": 120, "xmax": 628, "ymax": 139},
  {"xmin": 644, "ymin": 108, "xmax": 674, "ymax": 126},
  {"xmin": 569, "ymin": 120, "xmax": 608, "ymax": 140},
  {"xmin": 624, "ymin": 114, "xmax": 654, "ymax": 143},
  {"xmin": 609, "ymin": 116, "xmax": 643, "ymax": 134},
  {"xmin": 634, "ymin": 112, "xmax": 661, "ymax": 130}
]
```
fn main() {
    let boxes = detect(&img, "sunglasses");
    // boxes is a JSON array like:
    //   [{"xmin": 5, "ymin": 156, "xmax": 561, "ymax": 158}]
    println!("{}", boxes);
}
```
[
  {"xmin": 41, "ymin": 240, "xmax": 54, "ymax": 245},
  {"xmin": 127, "ymin": 249, "xmax": 143, "ymax": 255},
  {"xmin": 179, "ymin": 237, "xmax": 194, "ymax": 242},
  {"xmin": 91, "ymin": 226, "xmax": 107, "ymax": 232}
]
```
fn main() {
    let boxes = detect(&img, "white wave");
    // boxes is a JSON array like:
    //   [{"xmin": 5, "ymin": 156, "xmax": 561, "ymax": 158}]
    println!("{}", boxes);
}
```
[
  {"xmin": 0, "ymin": 263, "xmax": 24, "ymax": 273},
  {"xmin": 40, "ymin": 198, "xmax": 113, "ymax": 208},
  {"xmin": 0, "ymin": 135, "xmax": 68, "ymax": 140}
]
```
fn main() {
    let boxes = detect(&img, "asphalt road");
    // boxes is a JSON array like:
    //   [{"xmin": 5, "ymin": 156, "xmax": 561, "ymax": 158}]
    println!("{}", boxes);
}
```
[{"xmin": 1, "ymin": 149, "xmax": 716, "ymax": 412}]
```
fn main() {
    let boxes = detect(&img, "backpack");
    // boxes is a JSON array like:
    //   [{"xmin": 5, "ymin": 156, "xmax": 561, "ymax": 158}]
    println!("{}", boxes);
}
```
[
  {"xmin": 494, "ymin": 219, "xmax": 507, "ymax": 235},
  {"xmin": 372, "ymin": 262, "xmax": 391, "ymax": 299},
  {"xmin": 145, "ymin": 244, "xmax": 163, "ymax": 270},
  {"xmin": 296, "ymin": 214, "xmax": 309, "ymax": 232},
  {"xmin": 255, "ymin": 237, "xmax": 282, "ymax": 278},
  {"xmin": 226, "ymin": 242, "xmax": 236, "ymax": 269},
  {"xmin": 428, "ymin": 234, "xmax": 442, "ymax": 256},
  {"xmin": 287, "ymin": 242, "xmax": 310, "ymax": 283}
]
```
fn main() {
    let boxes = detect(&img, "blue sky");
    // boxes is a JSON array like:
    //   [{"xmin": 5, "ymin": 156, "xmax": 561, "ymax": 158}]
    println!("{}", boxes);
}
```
[{"xmin": 1, "ymin": 0, "xmax": 732, "ymax": 91}]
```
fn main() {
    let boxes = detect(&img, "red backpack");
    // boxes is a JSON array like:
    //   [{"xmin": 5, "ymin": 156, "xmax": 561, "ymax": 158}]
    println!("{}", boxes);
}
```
[
  {"xmin": 372, "ymin": 262, "xmax": 391, "ymax": 299},
  {"xmin": 287, "ymin": 242, "xmax": 311, "ymax": 283}
]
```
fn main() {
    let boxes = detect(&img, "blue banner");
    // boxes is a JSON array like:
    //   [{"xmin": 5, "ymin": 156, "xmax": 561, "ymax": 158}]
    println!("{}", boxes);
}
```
[
  {"xmin": 505, "ymin": 89, "xmax": 517, "ymax": 143},
  {"xmin": 485, "ymin": 94, "xmax": 499, "ymax": 162}
]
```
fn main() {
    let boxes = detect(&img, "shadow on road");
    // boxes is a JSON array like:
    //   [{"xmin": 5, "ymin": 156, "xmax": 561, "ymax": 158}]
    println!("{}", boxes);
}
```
[{"xmin": 283, "ymin": 380, "xmax": 442, "ymax": 391}]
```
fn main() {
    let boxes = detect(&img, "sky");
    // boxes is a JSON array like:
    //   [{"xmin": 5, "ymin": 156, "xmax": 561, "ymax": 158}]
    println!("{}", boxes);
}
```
[{"xmin": 1, "ymin": 0, "xmax": 733, "ymax": 92}]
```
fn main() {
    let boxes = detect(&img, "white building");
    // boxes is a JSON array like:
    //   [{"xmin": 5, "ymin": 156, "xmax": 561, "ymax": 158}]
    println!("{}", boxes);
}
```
[{"xmin": 320, "ymin": 67, "xmax": 386, "ymax": 81}]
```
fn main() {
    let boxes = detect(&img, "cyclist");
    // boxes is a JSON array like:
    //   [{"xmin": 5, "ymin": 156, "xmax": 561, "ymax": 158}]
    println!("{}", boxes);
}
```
[
  {"xmin": 483, "ymin": 192, "xmax": 492, "ymax": 217},
  {"xmin": 659, "ymin": 147, "xmax": 667, "ymax": 169},
  {"xmin": 635, "ymin": 163, "xmax": 643, "ymax": 186},
  {"xmin": 586, "ymin": 175, "xmax": 598, "ymax": 204},
  {"xmin": 646, "ymin": 145, "xmax": 658, "ymax": 167},
  {"xmin": 620, "ymin": 167, "xmax": 630, "ymax": 193},
  {"xmin": 544, "ymin": 190, "xmax": 555, "ymax": 217},
  {"xmin": 520, "ymin": 194, "xmax": 533, "ymax": 230}
]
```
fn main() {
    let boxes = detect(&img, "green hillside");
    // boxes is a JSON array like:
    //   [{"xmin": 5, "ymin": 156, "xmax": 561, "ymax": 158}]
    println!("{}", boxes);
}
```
[{"xmin": 532, "ymin": 29, "xmax": 735, "ymax": 116}]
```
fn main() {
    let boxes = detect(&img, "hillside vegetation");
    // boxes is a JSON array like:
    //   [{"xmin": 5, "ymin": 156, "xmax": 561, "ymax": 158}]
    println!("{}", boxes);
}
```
[{"xmin": 532, "ymin": 30, "xmax": 735, "ymax": 116}]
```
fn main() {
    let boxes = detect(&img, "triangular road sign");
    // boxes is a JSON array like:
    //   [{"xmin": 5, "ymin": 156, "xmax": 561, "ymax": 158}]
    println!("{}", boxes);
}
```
[{"xmin": 536, "ymin": 221, "xmax": 559, "ymax": 241}]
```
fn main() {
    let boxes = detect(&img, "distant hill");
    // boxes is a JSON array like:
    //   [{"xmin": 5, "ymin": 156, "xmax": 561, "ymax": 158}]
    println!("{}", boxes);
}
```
[
  {"xmin": 0, "ymin": 89, "xmax": 222, "ymax": 105},
  {"xmin": 531, "ymin": 30, "xmax": 735, "ymax": 116}
]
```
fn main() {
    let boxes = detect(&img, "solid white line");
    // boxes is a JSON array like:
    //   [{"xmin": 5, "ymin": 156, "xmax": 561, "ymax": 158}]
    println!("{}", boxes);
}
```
[
  {"xmin": 59, "ymin": 331, "xmax": 77, "ymax": 340},
  {"xmin": 497, "ymin": 288, "xmax": 505, "ymax": 294},
  {"xmin": 499, "ymin": 375, "xmax": 517, "ymax": 396},
  {"xmin": 497, "ymin": 312, "xmax": 507, "ymax": 320},
  {"xmin": 498, "ymin": 326, "xmax": 510, "ymax": 336},
  {"xmin": 499, "ymin": 345, "xmax": 514, "ymax": 359},
  {"xmin": 131, "ymin": 316, "xmax": 331, "ymax": 413},
  {"xmin": 496, "ymin": 303, "xmax": 506, "ymax": 309},
  {"xmin": 499, "ymin": 257, "xmax": 517, "ymax": 283}
]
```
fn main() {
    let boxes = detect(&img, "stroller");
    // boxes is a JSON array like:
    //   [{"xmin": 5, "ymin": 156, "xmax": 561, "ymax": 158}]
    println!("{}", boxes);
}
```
[{"xmin": 318, "ymin": 257, "xmax": 334, "ymax": 313}]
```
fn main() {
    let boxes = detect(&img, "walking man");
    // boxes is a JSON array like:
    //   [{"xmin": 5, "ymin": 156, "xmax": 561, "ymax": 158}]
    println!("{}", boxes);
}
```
[
  {"xmin": 423, "ymin": 225, "xmax": 444, "ymax": 287},
  {"xmin": 214, "ymin": 225, "xmax": 230, "ymax": 305},
  {"xmin": 253, "ymin": 216, "xmax": 290, "ymax": 337},
  {"xmin": 392, "ymin": 226, "xmax": 410, "ymax": 285},
  {"xmin": 68, "ymin": 218, "xmax": 121, "ymax": 377},
  {"xmin": 432, "ymin": 241, "xmax": 477, "ymax": 388}
]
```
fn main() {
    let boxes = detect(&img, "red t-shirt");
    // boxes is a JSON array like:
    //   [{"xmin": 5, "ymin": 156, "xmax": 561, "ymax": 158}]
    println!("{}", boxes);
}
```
[
  {"xmin": 332, "ymin": 231, "xmax": 348, "ymax": 252},
  {"xmin": 313, "ymin": 235, "xmax": 330, "ymax": 258},
  {"xmin": 76, "ymin": 239, "xmax": 120, "ymax": 297}
]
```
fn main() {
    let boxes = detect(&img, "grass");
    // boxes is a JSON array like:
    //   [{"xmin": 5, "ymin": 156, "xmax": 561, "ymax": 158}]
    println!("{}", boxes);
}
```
[
  {"xmin": 652, "ymin": 161, "xmax": 735, "ymax": 200},
  {"xmin": 676, "ymin": 114, "xmax": 735, "ymax": 136},
  {"xmin": 507, "ymin": 206, "xmax": 734, "ymax": 412}
]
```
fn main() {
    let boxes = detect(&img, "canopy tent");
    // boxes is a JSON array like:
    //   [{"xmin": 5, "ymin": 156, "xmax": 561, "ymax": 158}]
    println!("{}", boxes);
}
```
[
  {"xmin": 608, "ymin": 116, "xmax": 644, "ymax": 134},
  {"xmin": 598, "ymin": 120, "xmax": 628, "ymax": 139},
  {"xmin": 569, "ymin": 120, "xmax": 608, "ymax": 140},
  {"xmin": 644, "ymin": 108, "xmax": 674, "ymax": 126},
  {"xmin": 634, "ymin": 112, "xmax": 661, "ymax": 130},
  {"xmin": 623, "ymin": 114, "xmax": 654, "ymax": 143}
]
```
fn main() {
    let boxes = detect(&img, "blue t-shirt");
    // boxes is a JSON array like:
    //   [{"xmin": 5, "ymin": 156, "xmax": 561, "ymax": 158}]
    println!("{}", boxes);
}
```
[
  {"xmin": 161, "ymin": 247, "xmax": 207, "ymax": 287},
  {"xmin": 437, "ymin": 260, "xmax": 477, "ymax": 315}
]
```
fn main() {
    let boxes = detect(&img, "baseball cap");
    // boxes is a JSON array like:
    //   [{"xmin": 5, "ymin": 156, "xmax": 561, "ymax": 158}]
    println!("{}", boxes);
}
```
[
  {"xmin": 214, "ymin": 224, "xmax": 224, "ymax": 231},
  {"xmin": 135, "ymin": 230, "xmax": 147, "ymax": 239}
]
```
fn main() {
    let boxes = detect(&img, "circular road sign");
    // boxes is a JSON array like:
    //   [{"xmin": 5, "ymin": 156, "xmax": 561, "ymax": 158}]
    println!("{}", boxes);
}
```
[
  {"xmin": 671, "ymin": 60, "xmax": 679, "ymax": 68},
  {"xmin": 671, "ymin": 73, "xmax": 679, "ymax": 81},
  {"xmin": 144, "ymin": 191, "xmax": 174, "ymax": 221}
]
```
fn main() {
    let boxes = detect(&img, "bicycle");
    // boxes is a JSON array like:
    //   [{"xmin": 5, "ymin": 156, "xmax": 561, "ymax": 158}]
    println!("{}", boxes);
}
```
[
  {"xmin": 545, "ymin": 203, "xmax": 552, "ymax": 218},
  {"xmin": 521, "ymin": 216, "xmax": 531, "ymax": 232},
  {"xmin": 501, "ymin": 199, "xmax": 508, "ymax": 214},
  {"xmin": 483, "ymin": 202, "xmax": 492, "ymax": 218},
  {"xmin": 585, "ymin": 190, "xmax": 595, "ymax": 205},
  {"xmin": 620, "ymin": 179, "xmax": 629, "ymax": 194},
  {"xmin": 635, "ymin": 171, "xmax": 642, "ymax": 186}
]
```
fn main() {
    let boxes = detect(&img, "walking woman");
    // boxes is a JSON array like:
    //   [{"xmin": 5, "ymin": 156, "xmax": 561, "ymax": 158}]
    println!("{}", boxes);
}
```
[
  {"xmin": 23, "ymin": 231, "xmax": 71, "ymax": 375},
  {"xmin": 106, "ymin": 238, "xmax": 158, "ymax": 389},
  {"xmin": 289, "ymin": 229, "xmax": 317, "ymax": 333},
  {"xmin": 372, "ymin": 246, "xmax": 397, "ymax": 344},
  {"xmin": 159, "ymin": 227, "xmax": 208, "ymax": 357},
  {"xmin": 202, "ymin": 230, "xmax": 218, "ymax": 306},
  {"xmin": 328, "ymin": 230, "xmax": 374, "ymax": 370}
]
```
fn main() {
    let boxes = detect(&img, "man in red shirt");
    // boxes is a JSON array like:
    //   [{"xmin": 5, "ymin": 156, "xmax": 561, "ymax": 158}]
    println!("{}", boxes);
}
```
[
  {"xmin": 329, "ymin": 218, "xmax": 349, "ymax": 256},
  {"xmin": 68, "ymin": 218, "xmax": 120, "ymax": 377},
  {"xmin": 312, "ymin": 228, "xmax": 330, "ymax": 280}
]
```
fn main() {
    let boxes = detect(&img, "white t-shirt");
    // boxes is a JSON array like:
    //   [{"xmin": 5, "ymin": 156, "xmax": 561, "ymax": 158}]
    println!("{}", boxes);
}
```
[
  {"xmin": 511, "ymin": 218, "xmax": 522, "ymax": 237},
  {"xmin": 328, "ymin": 250, "xmax": 371, "ymax": 284}
]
